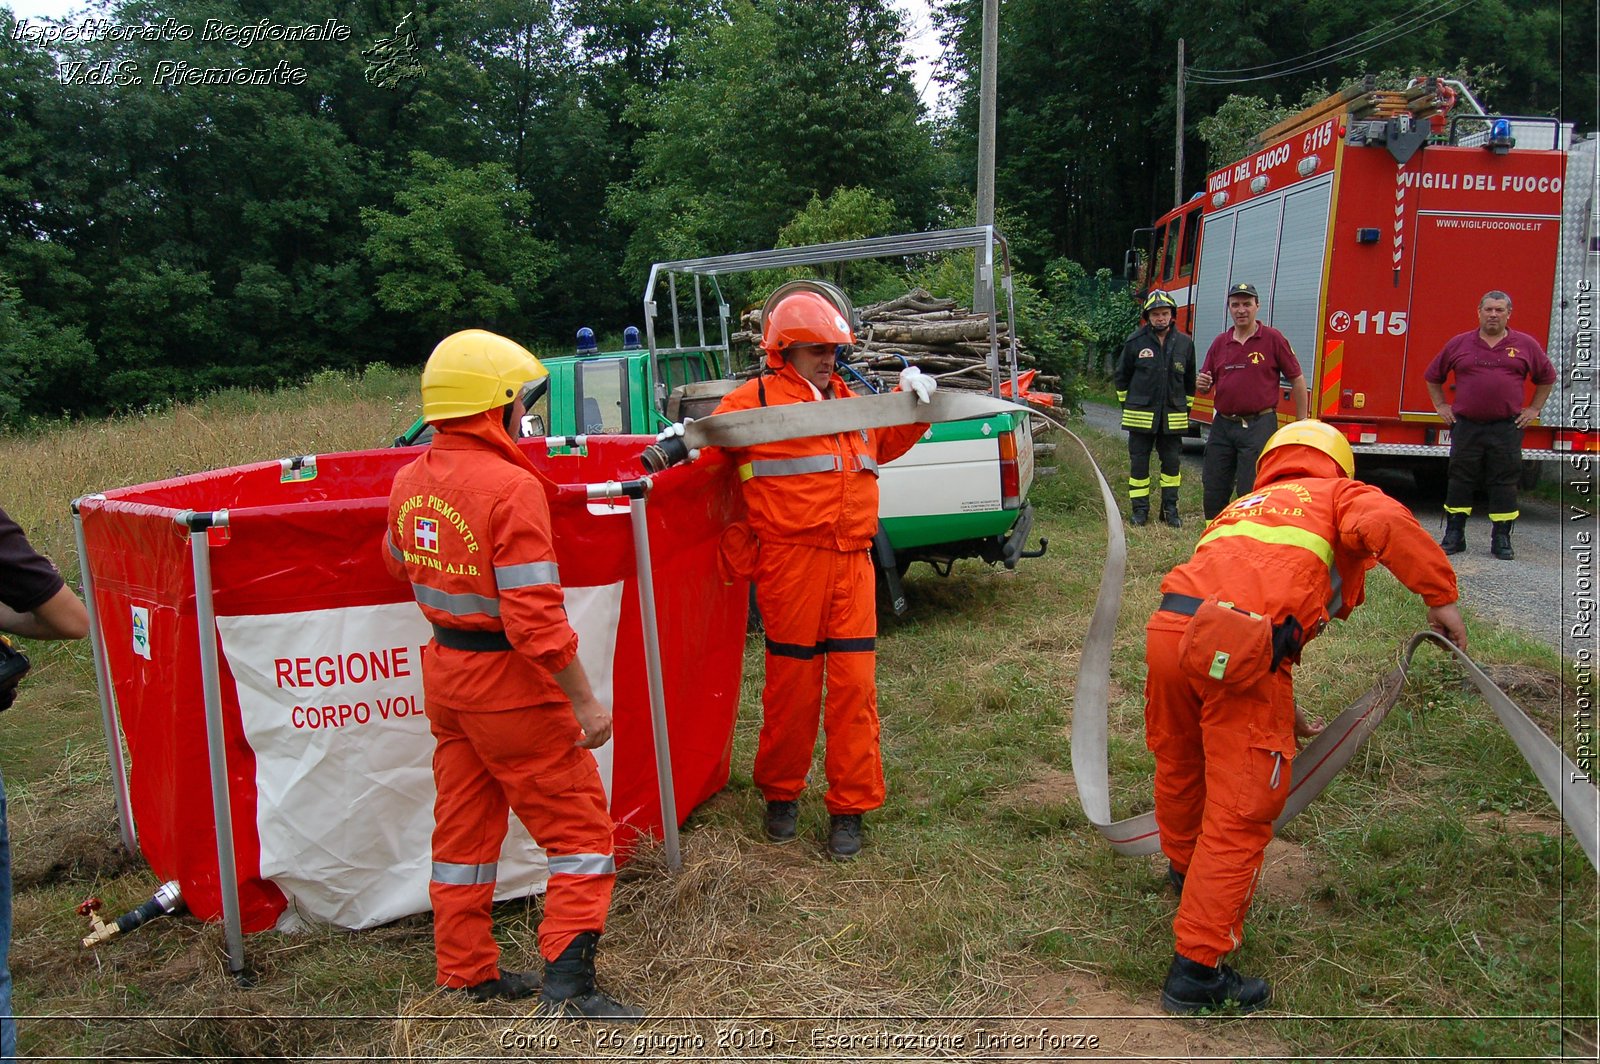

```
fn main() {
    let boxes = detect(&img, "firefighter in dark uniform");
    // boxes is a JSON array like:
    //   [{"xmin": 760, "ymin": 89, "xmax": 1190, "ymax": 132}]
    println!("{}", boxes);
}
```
[{"xmin": 1115, "ymin": 291, "xmax": 1197, "ymax": 527}]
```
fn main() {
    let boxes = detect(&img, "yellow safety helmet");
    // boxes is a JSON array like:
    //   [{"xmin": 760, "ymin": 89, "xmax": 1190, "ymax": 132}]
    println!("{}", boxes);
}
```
[
  {"xmin": 420, "ymin": 330, "xmax": 547, "ymax": 423},
  {"xmin": 1258, "ymin": 419, "xmax": 1355, "ymax": 478}
]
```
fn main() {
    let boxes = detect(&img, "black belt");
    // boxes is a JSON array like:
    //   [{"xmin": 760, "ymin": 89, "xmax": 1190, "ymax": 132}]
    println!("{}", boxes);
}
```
[
  {"xmin": 1214, "ymin": 407, "xmax": 1275, "ymax": 424},
  {"xmin": 1158, "ymin": 594, "xmax": 1306, "ymax": 672},
  {"xmin": 431, "ymin": 624, "xmax": 513, "ymax": 652},
  {"xmin": 1159, "ymin": 593, "xmax": 1203, "ymax": 616}
]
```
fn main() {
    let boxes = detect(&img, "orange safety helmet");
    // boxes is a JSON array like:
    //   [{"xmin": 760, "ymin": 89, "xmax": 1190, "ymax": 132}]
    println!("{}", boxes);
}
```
[{"xmin": 759, "ymin": 288, "xmax": 855, "ymax": 369}]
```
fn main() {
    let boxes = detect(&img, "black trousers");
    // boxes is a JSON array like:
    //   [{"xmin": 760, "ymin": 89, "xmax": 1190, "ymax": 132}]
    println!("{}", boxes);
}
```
[
  {"xmin": 1446, "ymin": 416, "xmax": 1523, "ymax": 519},
  {"xmin": 1128, "ymin": 431, "xmax": 1182, "ymax": 487},
  {"xmin": 1202, "ymin": 415, "xmax": 1277, "ymax": 519}
]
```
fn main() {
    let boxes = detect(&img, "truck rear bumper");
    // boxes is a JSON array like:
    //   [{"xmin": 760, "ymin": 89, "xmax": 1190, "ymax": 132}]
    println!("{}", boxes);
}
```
[
  {"xmin": 992, "ymin": 502, "xmax": 1043, "ymax": 569},
  {"xmin": 1351, "ymin": 443, "xmax": 1576, "ymax": 461},
  {"xmin": 886, "ymin": 503, "xmax": 1046, "ymax": 574}
]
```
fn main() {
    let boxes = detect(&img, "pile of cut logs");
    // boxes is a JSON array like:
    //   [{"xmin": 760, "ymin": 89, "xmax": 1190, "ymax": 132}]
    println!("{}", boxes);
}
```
[{"xmin": 733, "ymin": 287, "xmax": 1062, "ymax": 401}]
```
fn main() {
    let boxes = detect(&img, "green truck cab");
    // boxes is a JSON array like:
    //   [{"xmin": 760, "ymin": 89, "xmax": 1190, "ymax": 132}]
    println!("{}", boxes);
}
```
[{"xmin": 397, "ymin": 228, "xmax": 1045, "ymax": 611}]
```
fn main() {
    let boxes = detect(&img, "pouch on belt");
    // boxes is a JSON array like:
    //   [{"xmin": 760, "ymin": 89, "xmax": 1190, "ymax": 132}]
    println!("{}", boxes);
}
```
[{"xmin": 1178, "ymin": 596, "xmax": 1274, "ymax": 687}]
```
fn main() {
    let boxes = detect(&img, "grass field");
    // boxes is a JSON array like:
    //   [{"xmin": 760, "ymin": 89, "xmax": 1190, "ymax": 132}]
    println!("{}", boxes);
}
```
[{"xmin": 0, "ymin": 368, "xmax": 1594, "ymax": 1061}]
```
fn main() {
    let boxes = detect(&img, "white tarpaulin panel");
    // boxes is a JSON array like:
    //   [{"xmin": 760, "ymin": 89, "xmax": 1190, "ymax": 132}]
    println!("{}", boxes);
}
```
[{"xmin": 217, "ymin": 585, "xmax": 623, "ymax": 929}]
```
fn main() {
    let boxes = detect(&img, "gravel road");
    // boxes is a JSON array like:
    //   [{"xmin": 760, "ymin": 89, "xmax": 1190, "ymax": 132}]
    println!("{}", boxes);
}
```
[{"xmin": 1074, "ymin": 403, "xmax": 1593, "ymax": 660}]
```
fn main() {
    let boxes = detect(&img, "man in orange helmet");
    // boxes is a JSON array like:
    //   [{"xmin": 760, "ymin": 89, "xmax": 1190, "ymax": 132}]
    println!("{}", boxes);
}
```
[
  {"xmin": 386, "ymin": 329, "xmax": 640, "ymax": 1019},
  {"xmin": 707, "ymin": 284, "xmax": 933, "ymax": 860},
  {"xmin": 1143, "ymin": 420, "xmax": 1465, "ymax": 1013}
]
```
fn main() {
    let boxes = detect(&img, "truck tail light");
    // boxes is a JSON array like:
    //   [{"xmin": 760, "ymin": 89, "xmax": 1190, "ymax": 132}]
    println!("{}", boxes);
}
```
[
  {"xmin": 1553, "ymin": 430, "xmax": 1598, "ymax": 453},
  {"xmin": 1336, "ymin": 422, "xmax": 1380, "ymax": 445},
  {"xmin": 999, "ymin": 429, "xmax": 1021, "ymax": 509}
]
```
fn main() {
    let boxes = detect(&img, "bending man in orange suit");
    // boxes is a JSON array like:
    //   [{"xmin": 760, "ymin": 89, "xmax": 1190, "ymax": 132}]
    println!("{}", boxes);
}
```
[
  {"xmin": 696, "ymin": 284, "xmax": 932, "ymax": 860},
  {"xmin": 386, "ymin": 329, "xmax": 640, "ymax": 1019},
  {"xmin": 1144, "ymin": 420, "xmax": 1466, "ymax": 1013}
]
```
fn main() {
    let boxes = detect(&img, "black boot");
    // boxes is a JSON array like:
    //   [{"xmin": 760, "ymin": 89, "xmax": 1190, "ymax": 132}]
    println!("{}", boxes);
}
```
[
  {"xmin": 536, "ymin": 931, "xmax": 644, "ymax": 1021},
  {"xmin": 1130, "ymin": 498, "xmax": 1150, "ymax": 526},
  {"xmin": 1490, "ymin": 519, "xmax": 1515, "ymax": 560},
  {"xmin": 1159, "ymin": 492, "xmax": 1182, "ymax": 528},
  {"xmin": 1160, "ymin": 952, "xmax": 1271, "ymax": 1014},
  {"xmin": 764, "ymin": 799, "xmax": 799, "ymax": 842},
  {"xmin": 461, "ymin": 969, "xmax": 541, "ymax": 1002},
  {"xmin": 1166, "ymin": 864, "xmax": 1185, "ymax": 896},
  {"xmin": 827, "ymin": 813, "xmax": 863, "ymax": 860},
  {"xmin": 1439, "ymin": 512, "xmax": 1467, "ymax": 555}
]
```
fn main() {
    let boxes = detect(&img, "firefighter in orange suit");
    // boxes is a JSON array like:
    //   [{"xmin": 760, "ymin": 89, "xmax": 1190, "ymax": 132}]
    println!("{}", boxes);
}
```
[
  {"xmin": 1143, "ymin": 420, "xmax": 1465, "ymax": 1013},
  {"xmin": 706, "ymin": 286, "xmax": 932, "ymax": 860},
  {"xmin": 385, "ymin": 329, "xmax": 641, "ymax": 1019}
]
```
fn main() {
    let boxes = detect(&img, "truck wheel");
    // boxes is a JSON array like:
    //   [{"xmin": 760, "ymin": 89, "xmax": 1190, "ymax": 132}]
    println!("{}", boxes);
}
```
[{"xmin": 1519, "ymin": 460, "xmax": 1543, "ymax": 490}]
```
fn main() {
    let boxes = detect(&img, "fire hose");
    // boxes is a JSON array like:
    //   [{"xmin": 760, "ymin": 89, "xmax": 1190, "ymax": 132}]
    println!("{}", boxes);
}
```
[{"xmin": 638, "ymin": 390, "xmax": 1599, "ymax": 869}]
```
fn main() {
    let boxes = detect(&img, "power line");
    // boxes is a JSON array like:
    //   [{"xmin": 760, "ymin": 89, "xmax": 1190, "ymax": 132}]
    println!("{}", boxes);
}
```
[
  {"xmin": 1186, "ymin": 0, "xmax": 1480, "ymax": 85},
  {"xmin": 1187, "ymin": 0, "xmax": 1457, "ymax": 75}
]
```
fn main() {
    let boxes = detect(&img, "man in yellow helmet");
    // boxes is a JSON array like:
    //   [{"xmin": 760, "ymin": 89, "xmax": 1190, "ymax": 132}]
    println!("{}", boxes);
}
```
[
  {"xmin": 385, "ymin": 329, "xmax": 640, "ymax": 1019},
  {"xmin": 1143, "ymin": 420, "xmax": 1465, "ymax": 1014}
]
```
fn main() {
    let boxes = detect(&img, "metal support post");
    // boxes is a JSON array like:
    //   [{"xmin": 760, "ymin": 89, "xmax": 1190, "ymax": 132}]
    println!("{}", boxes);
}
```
[
  {"xmin": 585, "ymin": 480, "xmax": 681, "ymax": 872},
  {"xmin": 181, "ymin": 510, "xmax": 246, "ymax": 978},
  {"xmin": 71, "ymin": 498, "xmax": 138, "ymax": 856}
]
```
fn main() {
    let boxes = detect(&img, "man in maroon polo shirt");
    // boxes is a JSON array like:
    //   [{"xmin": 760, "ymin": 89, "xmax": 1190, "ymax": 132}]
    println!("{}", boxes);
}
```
[
  {"xmin": 1424, "ymin": 290, "xmax": 1555, "ymax": 560},
  {"xmin": 1196, "ymin": 283, "xmax": 1309, "ymax": 519}
]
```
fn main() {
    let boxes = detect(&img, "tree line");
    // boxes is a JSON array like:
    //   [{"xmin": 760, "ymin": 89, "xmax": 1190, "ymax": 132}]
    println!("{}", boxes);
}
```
[{"xmin": 0, "ymin": 0, "xmax": 1581, "ymax": 424}]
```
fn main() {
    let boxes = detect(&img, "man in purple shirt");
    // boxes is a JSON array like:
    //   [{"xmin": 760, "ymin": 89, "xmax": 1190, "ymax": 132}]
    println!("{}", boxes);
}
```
[
  {"xmin": 1196, "ymin": 283, "xmax": 1309, "ymax": 519},
  {"xmin": 1424, "ymin": 290, "xmax": 1555, "ymax": 560}
]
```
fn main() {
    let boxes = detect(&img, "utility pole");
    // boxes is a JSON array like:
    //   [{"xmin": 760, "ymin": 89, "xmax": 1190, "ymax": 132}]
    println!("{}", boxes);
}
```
[
  {"xmin": 1174, "ymin": 38, "xmax": 1185, "ymax": 208},
  {"xmin": 974, "ymin": 0, "xmax": 998, "ymax": 311}
]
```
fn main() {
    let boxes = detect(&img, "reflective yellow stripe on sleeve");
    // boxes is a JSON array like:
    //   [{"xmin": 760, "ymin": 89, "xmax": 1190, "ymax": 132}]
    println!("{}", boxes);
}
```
[{"xmin": 1196, "ymin": 520, "xmax": 1334, "ymax": 566}]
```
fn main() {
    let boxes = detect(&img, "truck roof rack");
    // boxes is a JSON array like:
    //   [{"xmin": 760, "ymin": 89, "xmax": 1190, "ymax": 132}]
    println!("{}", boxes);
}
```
[{"xmin": 642, "ymin": 226, "xmax": 1020, "ymax": 398}]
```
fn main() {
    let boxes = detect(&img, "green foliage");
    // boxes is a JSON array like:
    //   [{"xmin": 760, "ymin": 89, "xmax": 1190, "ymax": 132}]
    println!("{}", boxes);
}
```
[
  {"xmin": 745, "ymin": 187, "xmax": 902, "ymax": 300},
  {"xmin": 0, "ymin": 274, "xmax": 96, "ymax": 423},
  {"xmin": 1041, "ymin": 258, "xmax": 1139, "ymax": 380},
  {"xmin": 361, "ymin": 152, "xmax": 557, "ymax": 337},
  {"xmin": 613, "ymin": 0, "xmax": 938, "ymax": 279},
  {"xmin": 1195, "ymin": 91, "xmax": 1312, "ymax": 170},
  {"xmin": 0, "ymin": 0, "xmax": 1579, "ymax": 427}
]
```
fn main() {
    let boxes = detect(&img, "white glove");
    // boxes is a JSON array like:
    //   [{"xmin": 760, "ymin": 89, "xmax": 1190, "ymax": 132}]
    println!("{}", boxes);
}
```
[
  {"xmin": 654, "ymin": 419, "xmax": 699, "ymax": 461},
  {"xmin": 898, "ymin": 365, "xmax": 937, "ymax": 405}
]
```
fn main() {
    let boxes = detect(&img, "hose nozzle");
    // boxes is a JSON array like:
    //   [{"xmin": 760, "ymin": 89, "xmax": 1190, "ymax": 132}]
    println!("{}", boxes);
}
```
[
  {"xmin": 640, "ymin": 436, "xmax": 689, "ymax": 474},
  {"xmin": 81, "ymin": 880, "xmax": 184, "ymax": 948}
]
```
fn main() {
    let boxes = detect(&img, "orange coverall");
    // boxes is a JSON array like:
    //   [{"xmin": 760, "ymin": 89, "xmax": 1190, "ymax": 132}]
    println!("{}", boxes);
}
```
[
  {"xmin": 1144, "ymin": 446, "xmax": 1457, "ymax": 966},
  {"xmin": 710, "ymin": 364, "xmax": 927, "ymax": 814},
  {"xmin": 385, "ymin": 413, "xmax": 615, "ymax": 988}
]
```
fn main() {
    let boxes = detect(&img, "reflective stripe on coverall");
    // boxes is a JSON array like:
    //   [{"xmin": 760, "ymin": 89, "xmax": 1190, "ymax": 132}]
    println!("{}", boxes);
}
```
[
  {"xmin": 710, "ymin": 365, "xmax": 926, "ymax": 813},
  {"xmin": 1144, "ymin": 446, "xmax": 1458, "ymax": 967},
  {"xmin": 386, "ymin": 412, "xmax": 615, "ymax": 986}
]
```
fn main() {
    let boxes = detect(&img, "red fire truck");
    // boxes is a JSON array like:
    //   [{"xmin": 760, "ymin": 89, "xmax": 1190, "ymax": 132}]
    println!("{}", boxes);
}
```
[{"xmin": 1133, "ymin": 85, "xmax": 1596, "ymax": 473}]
